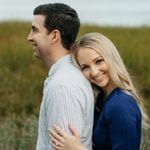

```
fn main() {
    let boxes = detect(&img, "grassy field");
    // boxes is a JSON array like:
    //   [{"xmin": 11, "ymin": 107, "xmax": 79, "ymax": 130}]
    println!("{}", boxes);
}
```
[{"xmin": 0, "ymin": 21, "xmax": 150, "ymax": 149}]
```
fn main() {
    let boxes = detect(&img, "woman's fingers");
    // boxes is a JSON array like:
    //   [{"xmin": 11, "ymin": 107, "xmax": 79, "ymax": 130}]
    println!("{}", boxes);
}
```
[
  {"xmin": 69, "ymin": 124, "xmax": 80, "ymax": 137},
  {"xmin": 49, "ymin": 125, "xmax": 83, "ymax": 150},
  {"xmin": 52, "ymin": 144, "xmax": 62, "ymax": 150},
  {"xmin": 53, "ymin": 125, "xmax": 68, "ymax": 138},
  {"xmin": 51, "ymin": 135, "xmax": 64, "ymax": 150},
  {"xmin": 49, "ymin": 129, "xmax": 65, "ymax": 143}
]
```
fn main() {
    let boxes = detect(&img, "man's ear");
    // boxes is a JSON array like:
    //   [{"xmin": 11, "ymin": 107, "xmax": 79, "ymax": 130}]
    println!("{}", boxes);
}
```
[{"xmin": 50, "ymin": 29, "xmax": 61, "ymax": 44}]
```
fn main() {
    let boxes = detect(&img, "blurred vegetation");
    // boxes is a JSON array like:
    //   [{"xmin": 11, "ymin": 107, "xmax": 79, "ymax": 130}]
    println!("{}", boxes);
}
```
[{"xmin": 0, "ymin": 21, "xmax": 149, "ymax": 149}]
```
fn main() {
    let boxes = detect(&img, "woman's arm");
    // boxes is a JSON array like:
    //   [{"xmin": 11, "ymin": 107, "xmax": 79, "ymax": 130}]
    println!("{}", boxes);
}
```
[{"xmin": 49, "ymin": 124, "xmax": 86, "ymax": 150}]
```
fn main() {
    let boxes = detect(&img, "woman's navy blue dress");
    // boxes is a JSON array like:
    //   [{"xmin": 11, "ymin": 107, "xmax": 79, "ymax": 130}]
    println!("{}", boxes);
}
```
[{"xmin": 93, "ymin": 88, "xmax": 141, "ymax": 150}]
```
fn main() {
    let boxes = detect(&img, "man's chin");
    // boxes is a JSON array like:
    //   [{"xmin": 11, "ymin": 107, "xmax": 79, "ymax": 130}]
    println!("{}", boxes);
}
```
[
  {"xmin": 33, "ymin": 51, "xmax": 44, "ymax": 60},
  {"xmin": 33, "ymin": 52, "xmax": 41, "ymax": 59}
]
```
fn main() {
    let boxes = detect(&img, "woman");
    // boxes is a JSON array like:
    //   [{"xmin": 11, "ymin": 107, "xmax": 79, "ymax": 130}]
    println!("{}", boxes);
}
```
[{"xmin": 49, "ymin": 33, "xmax": 148, "ymax": 150}]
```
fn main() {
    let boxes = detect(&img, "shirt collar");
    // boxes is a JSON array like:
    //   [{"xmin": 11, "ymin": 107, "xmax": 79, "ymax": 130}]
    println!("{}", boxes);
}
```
[{"xmin": 48, "ymin": 54, "xmax": 72, "ymax": 77}]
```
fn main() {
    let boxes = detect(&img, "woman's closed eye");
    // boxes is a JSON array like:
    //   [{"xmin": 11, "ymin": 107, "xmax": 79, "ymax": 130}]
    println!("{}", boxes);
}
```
[
  {"xmin": 80, "ymin": 65, "xmax": 89, "ymax": 71},
  {"xmin": 95, "ymin": 59, "xmax": 103, "ymax": 65}
]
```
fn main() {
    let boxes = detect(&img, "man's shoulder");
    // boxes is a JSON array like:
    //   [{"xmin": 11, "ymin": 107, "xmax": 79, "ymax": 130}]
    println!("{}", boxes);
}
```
[
  {"xmin": 48, "ymin": 68, "xmax": 92, "ymax": 95},
  {"xmin": 60, "ymin": 62, "xmax": 82, "ymax": 75},
  {"xmin": 54, "ymin": 63, "xmax": 88, "ymax": 83}
]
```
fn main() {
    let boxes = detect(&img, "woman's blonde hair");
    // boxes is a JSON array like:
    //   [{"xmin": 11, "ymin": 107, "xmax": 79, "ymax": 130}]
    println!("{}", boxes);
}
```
[{"xmin": 72, "ymin": 32, "xmax": 149, "ymax": 127}]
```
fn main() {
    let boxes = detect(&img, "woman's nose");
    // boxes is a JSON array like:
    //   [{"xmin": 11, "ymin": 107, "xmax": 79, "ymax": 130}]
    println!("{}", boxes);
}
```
[{"xmin": 90, "ymin": 67, "xmax": 99, "ymax": 77}]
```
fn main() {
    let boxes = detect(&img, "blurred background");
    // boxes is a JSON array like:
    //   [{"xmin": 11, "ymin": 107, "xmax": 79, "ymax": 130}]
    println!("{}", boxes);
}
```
[
  {"xmin": 1, "ymin": 0, "xmax": 150, "ymax": 26},
  {"xmin": 0, "ymin": 0, "xmax": 150, "ymax": 149}
]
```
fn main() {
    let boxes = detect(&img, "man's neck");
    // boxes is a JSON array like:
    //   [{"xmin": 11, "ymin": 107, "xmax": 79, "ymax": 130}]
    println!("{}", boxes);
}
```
[{"xmin": 45, "ymin": 51, "xmax": 71, "ymax": 68}]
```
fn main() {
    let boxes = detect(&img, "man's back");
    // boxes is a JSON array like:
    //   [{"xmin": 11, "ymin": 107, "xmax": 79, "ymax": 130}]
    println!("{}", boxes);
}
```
[{"xmin": 36, "ymin": 55, "xmax": 94, "ymax": 150}]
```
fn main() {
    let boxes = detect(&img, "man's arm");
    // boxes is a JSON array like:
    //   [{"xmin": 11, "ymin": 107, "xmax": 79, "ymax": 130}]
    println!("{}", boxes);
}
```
[{"xmin": 46, "ymin": 84, "xmax": 85, "ymax": 148}]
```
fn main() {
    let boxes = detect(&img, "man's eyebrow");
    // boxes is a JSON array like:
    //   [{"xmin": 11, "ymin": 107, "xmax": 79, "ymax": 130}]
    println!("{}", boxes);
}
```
[{"xmin": 31, "ymin": 25, "xmax": 38, "ymax": 30}]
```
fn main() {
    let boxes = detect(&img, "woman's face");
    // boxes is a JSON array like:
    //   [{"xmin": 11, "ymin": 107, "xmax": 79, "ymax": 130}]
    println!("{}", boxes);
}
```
[{"xmin": 77, "ymin": 47, "xmax": 114, "ymax": 92}]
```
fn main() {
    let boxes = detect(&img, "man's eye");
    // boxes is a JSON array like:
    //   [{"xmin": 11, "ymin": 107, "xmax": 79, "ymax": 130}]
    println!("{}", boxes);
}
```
[
  {"xmin": 31, "ymin": 27, "xmax": 38, "ymax": 33},
  {"xmin": 32, "ymin": 29, "xmax": 37, "ymax": 32}
]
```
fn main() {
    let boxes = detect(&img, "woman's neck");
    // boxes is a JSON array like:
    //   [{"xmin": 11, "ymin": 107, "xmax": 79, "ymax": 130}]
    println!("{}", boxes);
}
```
[{"xmin": 102, "ymin": 83, "xmax": 117, "ymax": 99}]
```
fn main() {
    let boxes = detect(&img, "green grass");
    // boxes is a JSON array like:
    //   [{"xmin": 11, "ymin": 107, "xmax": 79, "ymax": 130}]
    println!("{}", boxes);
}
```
[
  {"xmin": 0, "ymin": 21, "xmax": 150, "ymax": 149},
  {"xmin": 0, "ymin": 115, "xmax": 37, "ymax": 150},
  {"xmin": 0, "ymin": 116, "xmax": 149, "ymax": 150}
]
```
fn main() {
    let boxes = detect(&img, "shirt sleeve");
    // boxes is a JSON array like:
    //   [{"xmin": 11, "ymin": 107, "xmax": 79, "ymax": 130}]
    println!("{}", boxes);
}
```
[
  {"xmin": 105, "ymin": 100, "xmax": 141, "ymax": 150},
  {"xmin": 45, "ymin": 84, "xmax": 85, "ymax": 147}
]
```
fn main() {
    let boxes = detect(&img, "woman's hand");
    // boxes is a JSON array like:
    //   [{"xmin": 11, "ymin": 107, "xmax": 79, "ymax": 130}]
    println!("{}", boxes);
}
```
[{"xmin": 49, "ymin": 124, "xmax": 85, "ymax": 150}]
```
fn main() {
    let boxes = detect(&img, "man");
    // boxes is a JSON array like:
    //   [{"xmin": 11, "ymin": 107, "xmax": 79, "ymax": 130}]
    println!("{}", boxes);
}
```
[{"xmin": 27, "ymin": 3, "xmax": 94, "ymax": 150}]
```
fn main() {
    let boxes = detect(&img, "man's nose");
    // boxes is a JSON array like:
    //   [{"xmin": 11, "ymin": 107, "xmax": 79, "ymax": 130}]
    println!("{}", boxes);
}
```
[{"xmin": 27, "ymin": 31, "xmax": 33, "ymax": 42}]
